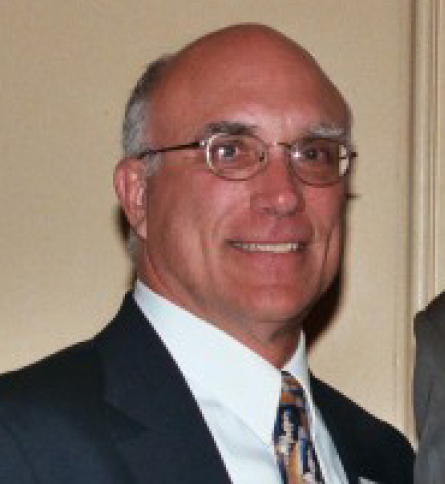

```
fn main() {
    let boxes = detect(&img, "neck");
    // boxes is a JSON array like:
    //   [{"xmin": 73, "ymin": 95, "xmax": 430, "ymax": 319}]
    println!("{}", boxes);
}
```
[{"xmin": 214, "ymin": 321, "xmax": 302, "ymax": 369}]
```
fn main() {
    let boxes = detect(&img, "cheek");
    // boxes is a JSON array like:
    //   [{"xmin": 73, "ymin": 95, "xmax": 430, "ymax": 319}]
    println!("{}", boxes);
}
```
[
  {"xmin": 146, "ymin": 173, "xmax": 237, "ymax": 269},
  {"xmin": 305, "ymin": 188, "xmax": 346, "ymax": 269},
  {"xmin": 143, "ymin": 194, "xmax": 210, "ymax": 302},
  {"xmin": 319, "ymin": 198, "xmax": 346, "ymax": 287},
  {"xmin": 322, "ymin": 225, "xmax": 343, "ymax": 292},
  {"xmin": 325, "ymin": 222, "xmax": 343, "ymax": 268},
  {"xmin": 150, "ymin": 201, "xmax": 202, "ymax": 262},
  {"xmin": 306, "ymin": 184, "xmax": 346, "ymax": 233}
]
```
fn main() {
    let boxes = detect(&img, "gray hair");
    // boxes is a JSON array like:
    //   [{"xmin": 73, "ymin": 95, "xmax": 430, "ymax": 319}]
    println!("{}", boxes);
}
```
[
  {"xmin": 121, "ymin": 55, "xmax": 173, "ymax": 257},
  {"xmin": 122, "ymin": 55, "xmax": 173, "ymax": 157}
]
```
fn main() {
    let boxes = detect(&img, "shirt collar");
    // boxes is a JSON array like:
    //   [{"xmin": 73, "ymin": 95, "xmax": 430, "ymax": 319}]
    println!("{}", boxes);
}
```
[
  {"xmin": 282, "ymin": 335, "xmax": 318, "ymax": 432},
  {"xmin": 133, "ymin": 280, "xmax": 314, "ymax": 445}
]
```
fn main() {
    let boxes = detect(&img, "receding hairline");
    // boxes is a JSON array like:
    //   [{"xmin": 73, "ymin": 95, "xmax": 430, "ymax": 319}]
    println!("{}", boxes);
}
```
[
  {"xmin": 161, "ymin": 23, "xmax": 324, "ymax": 83},
  {"xmin": 123, "ymin": 23, "xmax": 351, "ymax": 156}
]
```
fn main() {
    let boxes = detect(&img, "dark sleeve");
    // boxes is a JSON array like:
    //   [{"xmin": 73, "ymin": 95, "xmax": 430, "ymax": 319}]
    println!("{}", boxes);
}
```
[
  {"xmin": 413, "ymin": 309, "xmax": 436, "ymax": 435},
  {"xmin": 0, "ymin": 420, "xmax": 36, "ymax": 484},
  {"xmin": 413, "ymin": 292, "xmax": 445, "ymax": 484},
  {"xmin": 0, "ymin": 341, "xmax": 102, "ymax": 484}
]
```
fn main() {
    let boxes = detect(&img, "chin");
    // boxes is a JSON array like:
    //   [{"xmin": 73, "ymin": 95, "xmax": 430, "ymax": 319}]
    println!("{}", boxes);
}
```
[{"xmin": 244, "ymin": 291, "xmax": 314, "ymax": 325}]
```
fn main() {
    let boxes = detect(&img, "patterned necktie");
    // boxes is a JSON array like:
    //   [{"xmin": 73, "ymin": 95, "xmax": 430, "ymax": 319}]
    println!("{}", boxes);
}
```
[{"xmin": 273, "ymin": 372, "xmax": 324, "ymax": 484}]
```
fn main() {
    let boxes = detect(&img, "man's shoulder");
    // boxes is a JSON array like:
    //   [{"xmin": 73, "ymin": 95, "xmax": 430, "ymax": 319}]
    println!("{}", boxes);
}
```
[
  {"xmin": 311, "ymin": 376, "xmax": 414, "ymax": 483},
  {"xmin": 414, "ymin": 291, "xmax": 445, "ymax": 368},
  {"xmin": 424, "ymin": 290, "xmax": 445, "ymax": 316},
  {"xmin": 0, "ymin": 332, "xmax": 112, "ymax": 466},
  {"xmin": 0, "ymin": 338, "xmax": 101, "ymax": 411},
  {"xmin": 0, "ymin": 322, "xmax": 137, "ymax": 484},
  {"xmin": 416, "ymin": 291, "xmax": 445, "ymax": 333},
  {"xmin": 0, "ymin": 293, "xmax": 137, "ymax": 410},
  {"xmin": 312, "ymin": 376, "xmax": 407, "ymax": 439}
]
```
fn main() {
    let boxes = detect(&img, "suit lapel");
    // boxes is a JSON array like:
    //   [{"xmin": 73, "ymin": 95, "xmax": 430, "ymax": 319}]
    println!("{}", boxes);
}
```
[
  {"xmin": 97, "ymin": 295, "xmax": 366, "ymax": 484},
  {"xmin": 96, "ymin": 294, "xmax": 232, "ymax": 484},
  {"xmin": 311, "ymin": 376, "xmax": 359, "ymax": 484}
]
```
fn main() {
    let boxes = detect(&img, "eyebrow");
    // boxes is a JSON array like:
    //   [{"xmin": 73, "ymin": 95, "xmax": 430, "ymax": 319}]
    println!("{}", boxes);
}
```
[
  {"xmin": 202, "ymin": 121, "xmax": 258, "ymax": 137},
  {"xmin": 305, "ymin": 122, "xmax": 349, "ymax": 140},
  {"xmin": 200, "ymin": 120, "xmax": 350, "ymax": 142}
]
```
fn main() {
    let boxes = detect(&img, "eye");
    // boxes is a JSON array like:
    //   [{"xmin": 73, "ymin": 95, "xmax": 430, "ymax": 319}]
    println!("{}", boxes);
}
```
[
  {"xmin": 295, "ymin": 139, "xmax": 339, "ymax": 165},
  {"xmin": 207, "ymin": 134, "xmax": 264, "ymax": 178},
  {"xmin": 209, "ymin": 135, "xmax": 257, "ymax": 168},
  {"xmin": 213, "ymin": 141, "xmax": 241, "ymax": 162}
]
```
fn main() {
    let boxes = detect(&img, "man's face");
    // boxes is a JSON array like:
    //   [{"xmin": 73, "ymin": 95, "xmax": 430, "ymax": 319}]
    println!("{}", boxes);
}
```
[{"xmin": 130, "ymin": 27, "xmax": 349, "ymax": 351}]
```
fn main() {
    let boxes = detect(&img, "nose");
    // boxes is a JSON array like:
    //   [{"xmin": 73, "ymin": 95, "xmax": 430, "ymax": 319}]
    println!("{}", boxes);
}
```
[{"xmin": 250, "ymin": 146, "xmax": 304, "ymax": 217}]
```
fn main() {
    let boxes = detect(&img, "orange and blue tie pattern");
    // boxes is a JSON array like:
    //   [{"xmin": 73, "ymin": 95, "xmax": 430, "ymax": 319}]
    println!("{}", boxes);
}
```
[{"xmin": 273, "ymin": 372, "xmax": 324, "ymax": 484}]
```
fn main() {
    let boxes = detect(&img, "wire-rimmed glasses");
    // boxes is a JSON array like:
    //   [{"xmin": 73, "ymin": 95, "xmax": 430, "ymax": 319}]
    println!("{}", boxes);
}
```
[{"xmin": 136, "ymin": 132, "xmax": 356, "ymax": 186}]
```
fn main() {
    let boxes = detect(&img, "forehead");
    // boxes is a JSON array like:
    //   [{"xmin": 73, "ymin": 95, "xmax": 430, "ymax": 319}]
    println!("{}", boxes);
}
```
[{"xmin": 149, "ymin": 27, "xmax": 349, "ymax": 141}]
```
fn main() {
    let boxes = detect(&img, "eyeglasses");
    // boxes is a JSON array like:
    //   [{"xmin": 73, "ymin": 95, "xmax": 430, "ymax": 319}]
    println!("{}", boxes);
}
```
[{"xmin": 136, "ymin": 132, "xmax": 356, "ymax": 186}]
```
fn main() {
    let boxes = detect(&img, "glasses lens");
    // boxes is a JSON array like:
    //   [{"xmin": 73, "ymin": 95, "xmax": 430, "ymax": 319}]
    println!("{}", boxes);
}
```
[
  {"xmin": 290, "ymin": 138, "xmax": 350, "ymax": 185},
  {"xmin": 207, "ymin": 134, "xmax": 265, "ymax": 180}
]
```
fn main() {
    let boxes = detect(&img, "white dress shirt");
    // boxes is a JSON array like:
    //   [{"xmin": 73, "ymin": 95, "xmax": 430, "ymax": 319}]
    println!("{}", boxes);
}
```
[{"xmin": 134, "ymin": 280, "xmax": 348, "ymax": 484}]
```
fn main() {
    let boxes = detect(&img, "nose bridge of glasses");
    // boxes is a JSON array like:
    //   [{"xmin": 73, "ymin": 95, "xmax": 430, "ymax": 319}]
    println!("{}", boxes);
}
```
[
  {"xmin": 264, "ymin": 142, "xmax": 298, "ymax": 172},
  {"xmin": 259, "ymin": 142, "xmax": 302, "ymax": 185}
]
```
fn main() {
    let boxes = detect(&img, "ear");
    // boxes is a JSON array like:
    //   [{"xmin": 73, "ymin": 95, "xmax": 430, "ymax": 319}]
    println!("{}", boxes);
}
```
[{"xmin": 113, "ymin": 158, "xmax": 148, "ymax": 239}]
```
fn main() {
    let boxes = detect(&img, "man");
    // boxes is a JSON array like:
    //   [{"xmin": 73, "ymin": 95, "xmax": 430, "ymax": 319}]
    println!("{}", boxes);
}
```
[
  {"xmin": 414, "ymin": 291, "xmax": 445, "ymax": 484},
  {"xmin": 0, "ymin": 24, "xmax": 413, "ymax": 484}
]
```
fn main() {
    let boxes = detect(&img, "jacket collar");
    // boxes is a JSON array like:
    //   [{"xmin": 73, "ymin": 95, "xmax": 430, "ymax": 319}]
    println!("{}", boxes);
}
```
[
  {"xmin": 96, "ymin": 293, "xmax": 232, "ymax": 484},
  {"xmin": 311, "ymin": 375, "xmax": 359, "ymax": 484}
]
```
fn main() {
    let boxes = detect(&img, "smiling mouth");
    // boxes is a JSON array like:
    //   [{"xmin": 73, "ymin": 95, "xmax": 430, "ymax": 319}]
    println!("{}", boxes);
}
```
[{"xmin": 230, "ymin": 242, "xmax": 305, "ymax": 253}]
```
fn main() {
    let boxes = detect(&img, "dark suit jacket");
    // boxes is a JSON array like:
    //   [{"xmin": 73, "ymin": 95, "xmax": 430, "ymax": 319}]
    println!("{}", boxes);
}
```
[
  {"xmin": 0, "ymin": 293, "xmax": 413, "ymax": 484},
  {"xmin": 414, "ymin": 291, "xmax": 445, "ymax": 484}
]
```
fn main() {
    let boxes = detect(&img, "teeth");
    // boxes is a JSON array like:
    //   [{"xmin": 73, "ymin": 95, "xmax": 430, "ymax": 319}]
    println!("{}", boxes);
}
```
[{"xmin": 231, "ymin": 242, "xmax": 302, "ymax": 253}]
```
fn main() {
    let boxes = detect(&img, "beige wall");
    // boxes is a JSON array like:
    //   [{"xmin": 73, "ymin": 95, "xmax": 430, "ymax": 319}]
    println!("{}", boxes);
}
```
[{"xmin": 1, "ymin": 0, "xmax": 442, "ymax": 440}]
